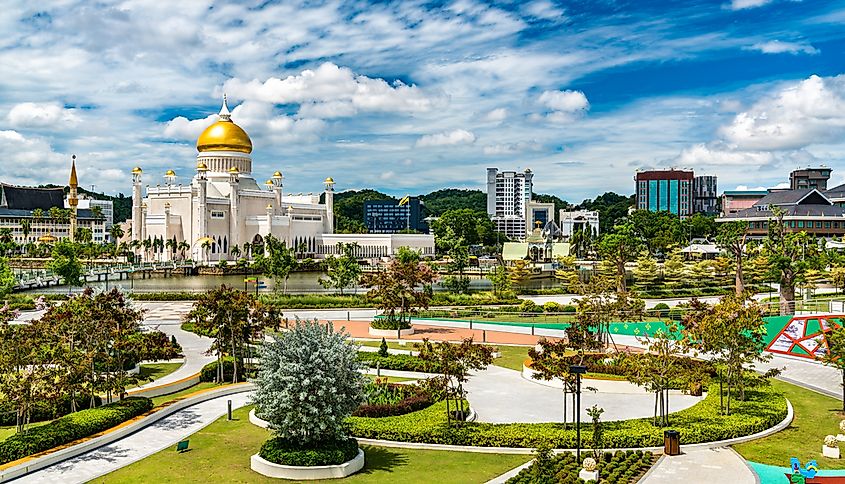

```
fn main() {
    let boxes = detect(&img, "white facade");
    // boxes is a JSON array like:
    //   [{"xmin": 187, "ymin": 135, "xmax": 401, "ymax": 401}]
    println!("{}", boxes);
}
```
[
  {"xmin": 559, "ymin": 210, "xmax": 600, "ymax": 238},
  {"xmin": 486, "ymin": 167, "xmax": 534, "ymax": 240},
  {"xmin": 319, "ymin": 233, "xmax": 435, "ymax": 260}
]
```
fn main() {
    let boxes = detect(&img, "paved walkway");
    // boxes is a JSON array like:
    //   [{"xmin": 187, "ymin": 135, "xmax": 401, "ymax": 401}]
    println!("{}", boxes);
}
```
[
  {"xmin": 640, "ymin": 448, "xmax": 757, "ymax": 484},
  {"xmin": 14, "ymin": 392, "xmax": 254, "ymax": 484},
  {"xmin": 464, "ymin": 366, "xmax": 702, "ymax": 424}
]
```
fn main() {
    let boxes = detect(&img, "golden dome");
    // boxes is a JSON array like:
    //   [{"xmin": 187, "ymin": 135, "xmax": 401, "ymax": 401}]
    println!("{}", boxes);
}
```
[
  {"xmin": 165, "ymin": 169, "xmax": 176, "ymax": 176},
  {"xmin": 196, "ymin": 162, "xmax": 208, "ymax": 171},
  {"xmin": 265, "ymin": 179, "xmax": 274, "ymax": 186},
  {"xmin": 229, "ymin": 166, "xmax": 239, "ymax": 174},
  {"xmin": 273, "ymin": 171, "xmax": 283, "ymax": 178},
  {"xmin": 132, "ymin": 166, "xmax": 143, "ymax": 174},
  {"xmin": 196, "ymin": 97, "xmax": 252, "ymax": 154},
  {"xmin": 324, "ymin": 177, "xmax": 335, "ymax": 184}
]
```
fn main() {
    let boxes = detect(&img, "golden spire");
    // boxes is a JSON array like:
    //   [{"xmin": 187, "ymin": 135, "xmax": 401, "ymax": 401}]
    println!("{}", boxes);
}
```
[{"xmin": 69, "ymin": 155, "xmax": 78, "ymax": 188}]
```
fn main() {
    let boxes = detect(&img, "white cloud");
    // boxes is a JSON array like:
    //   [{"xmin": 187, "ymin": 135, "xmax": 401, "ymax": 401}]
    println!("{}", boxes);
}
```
[
  {"xmin": 728, "ymin": 0, "xmax": 773, "ymax": 10},
  {"xmin": 524, "ymin": 1, "xmax": 566, "ymax": 21},
  {"xmin": 720, "ymin": 74, "xmax": 845, "ymax": 150},
  {"xmin": 537, "ymin": 89, "xmax": 589, "ymax": 122},
  {"xmin": 415, "ymin": 129, "xmax": 476, "ymax": 147},
  {"xmin": 749, "ymin": 40, "xmax": 818, "ymax": 55},
  {"xmin": 677, "ymin": 142, "xmax": 775, "ymax": 166},
  {"xmin": 0, "ymin": 130, "xmax": 68, "ymax": 185},
  {"xmin": 163, "ymin": 114, "xmax": 217, "ymax": 140},
  {"xmin": 483, "ymin": 108, "xmax": 508, "ymax": 123},
  {"xmin": 7, "ymin": 102, "xmax": 80, "ymax": 128},
  {"xmin": 483, "ymin": 141, "xmax": 542, "ymax": 155}
]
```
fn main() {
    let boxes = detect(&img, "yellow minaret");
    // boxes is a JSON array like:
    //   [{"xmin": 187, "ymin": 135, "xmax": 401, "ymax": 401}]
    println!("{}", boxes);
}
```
[{"xmin": 68, "ymin": 155, "xmax": 79, "ymax": 242}]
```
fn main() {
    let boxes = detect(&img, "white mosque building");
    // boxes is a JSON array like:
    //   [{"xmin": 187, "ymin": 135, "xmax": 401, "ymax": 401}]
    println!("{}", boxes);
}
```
[{"xmin": 130, "ymin": 98, "xmax": 433, "ymax": 262}]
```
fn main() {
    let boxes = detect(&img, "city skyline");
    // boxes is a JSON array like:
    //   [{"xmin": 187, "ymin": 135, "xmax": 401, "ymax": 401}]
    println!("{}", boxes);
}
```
[{"xmin": 2, "ymin": 1, "xmax": 845, "ymax": 201}]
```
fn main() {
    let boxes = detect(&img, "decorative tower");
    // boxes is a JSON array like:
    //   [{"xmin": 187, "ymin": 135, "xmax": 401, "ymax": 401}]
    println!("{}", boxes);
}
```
[
  {"xmin": 197, "ymin": 162, "xmax": 208, "ymax": 262},
  {"xmin": 324, "ymin": 177, "xmax": 335, "ymax": 234},
  {"xmin": 131, "ymin": 166, "xmax": 143, "ymax": 242},
  {"xmin": 272, "ymin": 171, "xmax": 284, "ymax": 210},
  {"xmin": 228, "ymin": 166, "xmax": 240, "ymax": 254},
  {"xmin": 68, "ymin": 155, "xmax": 79, "ymax": 242}
]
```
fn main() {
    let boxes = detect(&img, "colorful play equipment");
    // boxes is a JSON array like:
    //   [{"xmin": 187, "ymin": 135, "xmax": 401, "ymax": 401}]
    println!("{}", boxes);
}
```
[{"xmin": 765, "ymin": 315, "xmax": 845, "ymax": 359}]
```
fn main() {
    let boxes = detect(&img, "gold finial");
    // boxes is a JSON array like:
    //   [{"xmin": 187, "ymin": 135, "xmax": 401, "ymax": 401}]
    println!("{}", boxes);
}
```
[
  {"xmin": 229, "ymin": 166, "xmax": 239, "ymax": 174},
  {"xmin": 219, "ymin": 94, "xmax": 231, "ymax": 121},
  {"xmin": 273, "ymin": 171, "xmax": 283, "ymax": 179},
  {"xmin": 69, "ymin": 155, "xmax": 78, "ymax": 188},
  {"xmin": 324, "ymin": 177, "xmax": 335, "ymax": 184},
  {"xmin": 196, "ymin": 162, "xmax": 208, "ymax": 171},
  {"xmin": 165, "ymin": 169, "xmax": 176, "ymax": 177},
  {"xmin": 132, "ymin": 166, "xmax": 143, "ymax": 174}
]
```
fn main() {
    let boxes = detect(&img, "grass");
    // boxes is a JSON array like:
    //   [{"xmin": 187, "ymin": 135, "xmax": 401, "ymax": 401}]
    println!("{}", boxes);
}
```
[
  {"xmin": 0, "ymin": 420, "xmax": 49, "ymax": 442},
  {"xmin": 734, "ymin": 379, "xmax": 845, "ymax": 469},
  {"xmin": 150, "ymin": 382, "xmax": 222, "ymax": 407},
  {"xmin": 94, "ymin": 405, "xmax": 530, "ymax": 484},
  {"xmin": 126, "ymin": 363, "xmax": 183, "ymax": 390},
  {"xmin": 365, "ymin": 375, "xmax": 416, "ymax": 383}
]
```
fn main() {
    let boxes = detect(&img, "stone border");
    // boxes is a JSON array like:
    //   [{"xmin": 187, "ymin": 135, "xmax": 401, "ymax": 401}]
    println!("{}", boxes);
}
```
[
  {"xmin": 368, "ymin": 326, "xmax": 414, "ymax": 337},
  {"xmin": 0, "ymin": 383, "xmax": 255, "ymax": 483},
  {"xmin": 354, "ymin": 398, "xmax": 793, "ymax": 455},
  {"xmin": 250, "ymin": 450, "xmax": 364, "ymax": 480},
  {"xmin": 126, "ymin": 372, "xmax": 201, "ymax": 399},
  {"xmin": 249, "ymin": 408, "xmax": 270, "ymax": 428}
]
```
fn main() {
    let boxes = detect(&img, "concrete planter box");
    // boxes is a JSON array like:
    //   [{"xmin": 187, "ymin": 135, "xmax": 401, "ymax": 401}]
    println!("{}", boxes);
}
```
[
  {"xmin": 249, "ymin": 408, "xmax": 271, "ymax": 429},
  {"xmin": 368, "ymin": 326, "xmax": 414, "ymax": 337},
  {"xmin": 823, "ymin": 445, "xmax": 840, "ymax": 459},
  {"xmin": 579, "ymin": 469, "xmax": 598, "ymax": 481},
  {"xmin": 251, "ymin": 449, "xmax": 365, "ymax": 480}
]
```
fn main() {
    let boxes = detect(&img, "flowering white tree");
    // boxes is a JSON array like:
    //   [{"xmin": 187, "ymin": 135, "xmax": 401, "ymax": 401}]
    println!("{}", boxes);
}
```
[{"xmin": 252, "ymin": 318, "xmax": 365, "ymax": 444}]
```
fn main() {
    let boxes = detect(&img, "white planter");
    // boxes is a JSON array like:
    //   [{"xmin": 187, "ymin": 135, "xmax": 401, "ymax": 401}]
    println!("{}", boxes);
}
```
[
  {"xmin": 249, "ymin": 408, "xmax": 270, "ymax": 429},
  {"xmin": 368, "ymin": 326, "xmax": 415, "ymax": 337},
  {"xmin": 837, "ymin": 434, "xmax": 845, "ymax": 442},
  {"xmin": 579, "ymin": 469, "xmax": 599, "ymax": 481},
  {"xmin": 251, "ymin": 449, "xmax": 365, "ymax": 480},
  {"xmin": 824, "ymin": 445, "xmax": 840, "ymax": 459}
]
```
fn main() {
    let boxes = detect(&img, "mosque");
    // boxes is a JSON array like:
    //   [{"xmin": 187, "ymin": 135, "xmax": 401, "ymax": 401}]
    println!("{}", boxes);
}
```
[{"xmin": 130, "ymin": 97, "xmax": 433, "ymax": 262}]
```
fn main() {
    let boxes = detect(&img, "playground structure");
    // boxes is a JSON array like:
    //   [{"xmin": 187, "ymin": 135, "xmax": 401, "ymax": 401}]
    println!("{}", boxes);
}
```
[{"xmin": 765, "ymin": 314, "xmax": 845, "ymax": 360}]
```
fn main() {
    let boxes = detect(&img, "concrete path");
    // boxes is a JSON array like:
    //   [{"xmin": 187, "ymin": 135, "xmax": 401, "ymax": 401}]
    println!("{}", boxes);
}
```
[
  {"xmin": 640, "ymin": 448, "xmax": 757, "ymax": 484},
  {"xmin": 13, "ymin": 392, "xmax": 254, "ymax": 484},
  {"xmin": 134, "ymin": 302, "xmax": 216, "ymax": 389},
  {"xmin": 464, "ymin": 365, "xmax": 702, "ymax": 424}
]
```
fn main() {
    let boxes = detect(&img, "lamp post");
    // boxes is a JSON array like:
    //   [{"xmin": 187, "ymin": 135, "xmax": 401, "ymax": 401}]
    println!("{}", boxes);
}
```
[{"xmin": 570, "ymin": 365, "xmax": 587, "ymax": 462}]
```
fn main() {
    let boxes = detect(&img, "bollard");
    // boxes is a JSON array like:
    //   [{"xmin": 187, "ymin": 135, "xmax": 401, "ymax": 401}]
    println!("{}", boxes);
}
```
[
  {"xmin": 531, "ymin": 325, "xmax": 535, "ymax": 336},
  {"xmin": 227, "ymin": 399, "xmax": 232, "ymax": 421},
  {"xmin": 347, "ymin": 311, "xmax": 350, "ymax": 321},
  {"xmin": 483, "ymin": 330, "xmax": 486, "ymax": 343},
  {"xmin": 469, "ymin": 320, "xmax": 473, "ymax": 330},
  {"xmin": 377, "ymin": 362, "xmax": 381, "ymax": 377}
]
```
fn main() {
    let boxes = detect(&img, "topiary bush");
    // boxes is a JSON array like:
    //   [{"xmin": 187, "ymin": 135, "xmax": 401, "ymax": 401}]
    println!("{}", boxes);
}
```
[
  {"xmin": 0, "ymin": 397, "xmax": 152, "ymax": 465},
  {"xmin": 506, "ymin": 450, "xmax": 655, "ymax": 484},
  {"xmin": 519, "ymin": 300, "xmax": 542, "ymax": 314},
  {"xmin": 258, "ymin": 436, "xmax": 359, "ymax": 466},
  {"xmin": 542, "ymin": 302, "xmax": 563, "ymax": 313},
  {"xmin": 370, "ymin": 316, "xmax": 411, "ymax": 330},
  {"xmin": 652, "ymin": 302, "xmax": 670, "ymax": 317}
]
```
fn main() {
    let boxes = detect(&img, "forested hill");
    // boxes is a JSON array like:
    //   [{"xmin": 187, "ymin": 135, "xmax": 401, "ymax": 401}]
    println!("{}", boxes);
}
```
[
  {"xmin": 420, "ymin": 189, "xmax": 486, "ymax": 216},
  {"xmin": 43, "ymin": 184, "xmax": 133, "ymax": 223}
]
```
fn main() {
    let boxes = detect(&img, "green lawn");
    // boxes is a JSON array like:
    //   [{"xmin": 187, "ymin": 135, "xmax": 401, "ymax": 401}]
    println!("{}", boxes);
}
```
[
  {"xmin": 365, "ymin": 374, "xmax": 416, "ymax": 383},
  {"xmin": 0, "ymin": 420, "xmax": 49, "ymax": 442},
  {"xmin": 150, "ymin": 382, "xmax": 222, "ymax": 407},
  {"xmin": 492, "ymin": 345, "xmax": 531, "ymax": 371},
  {"xmin": 94, "ymin": 405, "xmax": 530, "ymax": 484},
  {"xmin": 734, "ymin": 379, "xmax": 845, "ymax": 469},
  {"xmin": 128, "ymin": 363, "xmax": 183, "ymax": 389}
]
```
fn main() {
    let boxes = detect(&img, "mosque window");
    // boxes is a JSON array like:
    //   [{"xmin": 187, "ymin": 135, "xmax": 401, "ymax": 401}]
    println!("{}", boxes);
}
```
[{"xmin": 211, "ymin": 211, "xmax": 225, "ymax": 219}]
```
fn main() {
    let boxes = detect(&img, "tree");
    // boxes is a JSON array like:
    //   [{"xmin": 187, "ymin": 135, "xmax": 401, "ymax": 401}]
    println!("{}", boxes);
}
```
[
  {"xmin": 576, "ymin": 192, "xmax": 634, "ymax": 234},
  {"xmin": 529, "ymin": 338, "xmax": 578, "ymax": 427},
  {"xmin": 487, "ymin": 263, "xmax": 511, "ymax": 296},
  {"xmin": 416, "ymin": 338, "xmax": 494, "ymax": 426},
  {"xmin": 254, "ymin": 235, "xmax": 299, "ymax": 294},
  {"xmin": 716, "ymin": 220, "xmax": 750, "ymax": 297},
  {"xmin": 20, "ymin": 219, "xmax": 31, "ymax": 243},
  {"xmin": 74, "ymin": 227, "xmax": 93, "ymax": 244},
  {"xmin": 361, "ymin": 247, "xmax": 436, "ymax": 328},
  {"xmin": 430, "ymin": 208, "xmax": 498, "ymax": 253},
  {"xmin": 596, "ymin": 222, "xmax": 643, "ymax": 292},
  {"xmin": 507, "ymin": 260, "xmax": 531, "ymax": 286},
  {"xmin": 627, "ymin": 324, "xmax": 688, "ymax": 426},
  {"xmin": 820, "ymin": 326, "xmax": 845, "ymax": 412},
  {"xmin": 109, "ymin": 224, "xmax": 124, "ymax": 244},
  {"xmin": 662, "ymin": 249, "xmax": 687, "ymax": 289},
  {"xmin": 318, "ymin": 243, "xmax": 361, "ymax": 295},
  {"xmin": 554, "ymin": 255, "xmax": 581, "ymax": 293},
  {"xmin": 0, "ymin": 258, "xmax": 16, "ymax": 297},
  {"xmin": 682, "ymin": 294, "xmax": 773, "ymax": 414},
  {"xmin": 253, "ymin": 318, "xmax": 365, "ymax": 444},
  {"xmin": 628, "ymin": 210, "xmax": 682, "ymax": 256},
  {"xmin": 48, "ymin": 240, "xmax": 84, "ymax": 288},
  {"xmin": 183, "ymin": 285, "xmax": 276, "ymax": 384},
  {"xmin": 682, "ymin": 213, "xmax": 717, "ymax": 240},
  {"xmin": 632, "ymin": 255, "xmax": 659, "ymax": 291},
  {"xmin": 762, "ymin": 209, "xmax": 821, "ymax": 315}
]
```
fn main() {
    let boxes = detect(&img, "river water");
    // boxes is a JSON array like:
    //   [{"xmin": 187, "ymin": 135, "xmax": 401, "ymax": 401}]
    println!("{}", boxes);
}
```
[{"xmin": 23, "ymin": 272, "xmax": 561, "ymax": 294}]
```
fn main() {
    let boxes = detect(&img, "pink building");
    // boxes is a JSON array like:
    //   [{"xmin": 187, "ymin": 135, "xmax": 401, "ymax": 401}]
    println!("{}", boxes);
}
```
[{"xmin": 721, "ymin": 190, "xmax": 767, "ymax": 216}]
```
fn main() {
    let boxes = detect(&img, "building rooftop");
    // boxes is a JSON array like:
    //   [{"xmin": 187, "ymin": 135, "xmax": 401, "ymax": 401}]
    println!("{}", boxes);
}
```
[
  {"xmin": 722, "ymin": 190, "xmax": 768, "ymax": 196},
  {"xmin": 0, "ymin": 184, "xmax": 65, "ymax": 210}
]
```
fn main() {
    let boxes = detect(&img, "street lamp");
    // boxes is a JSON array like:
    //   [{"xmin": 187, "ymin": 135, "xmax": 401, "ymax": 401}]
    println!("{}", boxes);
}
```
[{"xmin": 569, "ymin": 364, "xmax": 587, "ymax": 462}]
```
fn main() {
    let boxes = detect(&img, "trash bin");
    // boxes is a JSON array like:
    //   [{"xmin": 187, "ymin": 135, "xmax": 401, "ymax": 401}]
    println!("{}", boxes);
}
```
[{"xmin": 664, "ymin": 430, "xmax": 680, "ymax": 456}]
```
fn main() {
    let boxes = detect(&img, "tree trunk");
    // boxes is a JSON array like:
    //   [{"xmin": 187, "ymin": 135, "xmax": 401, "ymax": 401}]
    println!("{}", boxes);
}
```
[
  {"xmin": 617, "ymin": 260, "xmax": 626, "ymax": 292},
  {"xmin": 780, "ymin": 280, "xmax": 796, "ymax": 316},
  {"xmin": 562, "ymin": 388, "xmax": 568, "ymax": 429},
  {"xmin": 231, "ymin": 334, "xmax": 239, "ymax": 384},
  {"xmin": 841, "ymin": 369, "xmax": 844, "ymax": 412},
  {"xmin": 734, "ymin": 251, "xmax": 744, "ymax": 297}
]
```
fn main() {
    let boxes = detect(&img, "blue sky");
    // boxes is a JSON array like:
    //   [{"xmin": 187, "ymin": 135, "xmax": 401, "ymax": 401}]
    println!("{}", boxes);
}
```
[{"xmin": 1, "ymin": 0, "xmax": 845, "ymax": 203}]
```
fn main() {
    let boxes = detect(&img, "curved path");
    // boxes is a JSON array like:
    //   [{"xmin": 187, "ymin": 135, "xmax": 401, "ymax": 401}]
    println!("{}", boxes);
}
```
[{"xmin": 12, "ymin": 391, "xmax": 254, "ymax": 484}]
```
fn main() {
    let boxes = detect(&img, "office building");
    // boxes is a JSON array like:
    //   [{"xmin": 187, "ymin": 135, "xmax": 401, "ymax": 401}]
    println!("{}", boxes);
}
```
[
  {"xmin": 486, "ymin": 168, "xmax": 533, "ymax": 240},
  {"xmin": 721, "ymin": 190, "xmax": 768, "ymax": 215},
  {"xmin": 635, "ymin": 169, "xmax": 694, "ymax": 217},
  {"xmin": 364, "ymin": 198, "xmax": 427, "ymax": 234},
  {"xmin": 526, "ymin": 201, "xmax": 555, "ymax": 234},
  {"xmin": 716, "ymin": 188, "xmax": 845, "ymax": 237},
  {"xmin": 790, "ymin": 166, "xmax": 831, "ymax": 191},
  {"xmin": 693, "ymin": 175, "xmax": 718, "ymax": 215},
  {"xmin": 559, "ymin": 210, "xmax": 600, "ymax": 238}
]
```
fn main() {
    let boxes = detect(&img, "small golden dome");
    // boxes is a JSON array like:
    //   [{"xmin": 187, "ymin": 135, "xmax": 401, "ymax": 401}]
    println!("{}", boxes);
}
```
[
  {"xmin": 265, "ymin": 179, "xmax": 274, "ymax": 186},
  {"xmin": 266, "ymin": 204, "xmax": 273, "ymax": 210},
  {"xmin": 196, "ymin": 162, "xmax": 208, "ymax": 171},
  {"xmin": 324, "ymin": 177, "xmax": 335, "ymax": 184},
  {"xmin": 229, "ymin": 166, "xmax": 239, "ymax": 174},
  {"xmin": 165, "ymin": 169, "xmax": 175, "ymax": 176},
  {"xmin": 196, "ymin": 97, "xmax": 252, "ymax": 154},
  {"xmin": 273, "ymin": 171, "xmax": 283, "ymax": 178},
  {"xmin": 132, "ymin": 166, "xmax": 143, "ymax": 174}
]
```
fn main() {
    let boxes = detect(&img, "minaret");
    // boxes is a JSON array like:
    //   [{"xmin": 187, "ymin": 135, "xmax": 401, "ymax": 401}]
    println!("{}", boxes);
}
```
[
  {"xmin": 131, "ymin": 167, "xmax": 143, "ymax": 244},
  {"xmin": 228, "ymin": 166, "xmax": 240, "ymax": 255},
  {"xmin": 68, "ymin": 155, "xmax": 79, "ymax": 242},
  {"xmin": 197, "ymin": 162, "xmax": 209, "ymax": 262},
  {"xmin": 324, "ymin": 177, "xmax": 335, "ymax": 234}
]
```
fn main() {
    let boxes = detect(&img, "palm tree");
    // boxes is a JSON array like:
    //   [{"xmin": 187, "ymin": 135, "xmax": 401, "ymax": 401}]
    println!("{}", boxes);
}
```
[
  {"xmin": 177, "ymin": 240, "xmax": 190, "ymax": 260},
  {"xmin": 91, "ymin": 205, "xmax": 103, "ymax": 220},
  {"xmin": 200, "ymin": 239, "xmax": 212, "ymax": 264},
  {"xmin": 109, "ymin": 224, "xmax": 124, "ymax": 244},
  {"xmin": 165, "ymin": 237, "xmax": 177, "ymax": 261},
  {"xmin": 230, "ymin": 245, "xmax": 241, "ymax": 260},
  {"xmin": 20, "ymin": 219, "xmax": 31, "ymax": 244},
  {"xmin": 141, "ymin": 238, "xmax": 152, "ymax": 263}
]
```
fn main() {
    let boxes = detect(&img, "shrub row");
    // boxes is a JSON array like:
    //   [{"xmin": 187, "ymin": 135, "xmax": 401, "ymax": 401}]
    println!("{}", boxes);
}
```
[
  {"xmin": 533, "ymin": 353, "xmax": 717, "ymax": 381},
  {"xmin": 0, "ymin": 397, "xmax": 152, "ymax": 465},
  {"xmin": 353, "ymin": 393, "xmax": 434, "ymax": 418},
  {"xmin": 259, "ymin": 436, "xmax": 359, "ymax": 466},
  {"xmin": 507, "ymin": 450, "xmax": 654, "ymax": 484},
  {"xmin": 0, "ymin": 395, "xmax": 103, "ymax": 427},
  {"xmin": 370, "ymin": 317, "xmax": 411, "ymax": 330},
  {"xmin": 199, "ymin": 357, "xmax": 252, "ymax": 383},
  {"xmin": 357, "ymin": 352, "xmax": 440, "ymax": 373},
  {"xmin": 347, "ymin": 383, "xmax": 786, "ymax": 448}
]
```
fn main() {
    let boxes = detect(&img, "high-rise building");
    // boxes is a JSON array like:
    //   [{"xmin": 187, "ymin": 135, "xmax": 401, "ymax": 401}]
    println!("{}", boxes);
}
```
[
  {"xmin": 790, "ymin": 166, "xmax": 831, "ymax": 191},
  {"xmin": 635, "ymin": 169, "xmax": 694, "ymax": 217},
  {"xmin": 363, "ymin": 198, "xmax": 427, "ymax": 234},
  {"xmin": 486, "ymin": 168, "xmax": 533, "ymax": 240},
  {"xmin": 693, "ymin": 175, "xmax": 718, "ymax": 215}
]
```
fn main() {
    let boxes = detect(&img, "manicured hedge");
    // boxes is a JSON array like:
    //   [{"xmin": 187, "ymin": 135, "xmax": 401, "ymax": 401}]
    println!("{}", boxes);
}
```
[
  {"xmin": 0, "ymin": 395, "xmax": 103, "ymax": 426},
  {"xmin": 507, "ymin": 449, "xmax": 655, "ymax": 483},
  {"xmin": 259, "ymin": 437, "xmax": 359, "ymax": 466},
  {"xmin": 357, "ymin": 352, "xmax": 440, "ymax": 373},
  {"xmin": 353, "ymin": 393, "xmax": 434, "ymax": 418},
  {"xmin": 370, "ymin": 317, "xmax": 411, "ymax": 330},
  {"xmin": 348, "ymin": 383, "xmax": 786, "ymax": 448},
  {"xmin": 0, "ymin": 397, "xmax": 152, "ymax": 465}
]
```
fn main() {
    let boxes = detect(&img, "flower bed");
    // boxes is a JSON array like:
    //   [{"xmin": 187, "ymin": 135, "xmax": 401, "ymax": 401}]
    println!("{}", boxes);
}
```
[
  {"xmin": 506, "ymin": 450, "xmax": 655, "ymax": 483},
  {"xmin": 0, "ymin": 397, "xmax": 153, "ymax": 464},
  {"xmin": 353, "ymin": 381, "xmax": 434, "ymax": 418},
  {"xmin": 348, "ymin": 383, "xmax": 786, "ymax": 448}
]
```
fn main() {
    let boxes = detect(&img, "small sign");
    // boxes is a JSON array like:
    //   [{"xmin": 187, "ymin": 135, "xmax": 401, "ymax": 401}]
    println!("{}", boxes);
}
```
[{"xmin": 176, "ymin": 440, "xmax": 190, "ymax": 452}]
